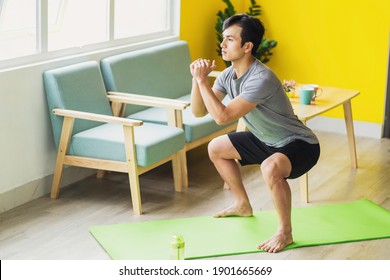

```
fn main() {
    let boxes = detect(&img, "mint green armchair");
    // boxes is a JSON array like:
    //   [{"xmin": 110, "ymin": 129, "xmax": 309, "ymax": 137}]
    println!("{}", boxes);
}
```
[{"xmin": 43, "ymin": 61, "xmax": 188, "ymax": 214}]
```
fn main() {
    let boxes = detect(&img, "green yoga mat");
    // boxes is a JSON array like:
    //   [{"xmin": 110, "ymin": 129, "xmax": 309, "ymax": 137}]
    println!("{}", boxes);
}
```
[{"xmin": 89, "ymin": 199, "xmax": 390, "ymax": 260}]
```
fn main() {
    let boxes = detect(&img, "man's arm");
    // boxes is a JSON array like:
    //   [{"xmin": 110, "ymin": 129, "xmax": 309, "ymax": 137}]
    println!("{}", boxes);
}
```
[
  {"xmin": 190, "ymin": 59, "xmax": 220, "ymax": 117},
  {"xmin": 190, "ymin": 77, "xmax": 227, "ymax": 118},
  {"xmin": 190, "ymin": 77, "xmax": 208, "ymax": 117},
  {"xmin": 191, "ymin": 59, "xmax": 256, "ymax": 124},
  {"xmin": 197, "ymin": 79, "xmax": 256, "ymax": 125}
]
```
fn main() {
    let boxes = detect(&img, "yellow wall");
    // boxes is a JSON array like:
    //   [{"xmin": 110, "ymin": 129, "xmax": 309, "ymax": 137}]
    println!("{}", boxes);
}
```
[
  {"xmin": 180, "ymin": 0, "xmax": 390, "ymax": 124},
  {"xmin": 180, "ymin": 0, "xmax": 245, "ymax": 68}
]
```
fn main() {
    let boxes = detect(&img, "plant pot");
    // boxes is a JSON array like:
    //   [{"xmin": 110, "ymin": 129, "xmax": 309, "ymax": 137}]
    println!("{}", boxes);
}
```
[{"xmin": 285, "ymin": 91, "xmax": 295, "ymax": 98}]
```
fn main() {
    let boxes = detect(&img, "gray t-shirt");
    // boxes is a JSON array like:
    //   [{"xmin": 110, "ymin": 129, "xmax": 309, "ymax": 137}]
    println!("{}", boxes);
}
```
[{"xmin": 213, "ymin": 59, "xmax": 319, "ymax": 147}]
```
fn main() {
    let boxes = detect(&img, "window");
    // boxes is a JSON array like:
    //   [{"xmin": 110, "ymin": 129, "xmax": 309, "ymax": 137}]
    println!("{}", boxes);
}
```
[
  {"xmin": 48, "ymin": 0, "xmax": 108, "ymax": 51},
  {"xmin": 0, "ymin": 0, "xmax": 38, "ymax": 60},
  {"xmin": 0, "ymin": 0, "xmax": 178, "ymax": 69},
  {"xmin": 114, "ymin": 0, "xmax": 170, "ymax": 39}
]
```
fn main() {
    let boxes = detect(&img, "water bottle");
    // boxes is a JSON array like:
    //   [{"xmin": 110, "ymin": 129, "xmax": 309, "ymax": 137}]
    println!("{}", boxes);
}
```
[{"xmin": 170, "ymin": 234, "xmax": 185, "ymax": 260}]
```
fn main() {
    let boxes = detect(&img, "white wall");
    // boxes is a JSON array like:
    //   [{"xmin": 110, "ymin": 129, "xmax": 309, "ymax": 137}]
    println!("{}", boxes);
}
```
[{"xmin": 0, "ymin": 37, "xmax": 177, "ymax": 213}]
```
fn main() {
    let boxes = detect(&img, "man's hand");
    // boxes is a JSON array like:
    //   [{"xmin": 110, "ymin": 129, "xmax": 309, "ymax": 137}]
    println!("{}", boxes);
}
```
[{"xmin": 190, "ymin": 59, "xmax": 217, "ymax": 82}]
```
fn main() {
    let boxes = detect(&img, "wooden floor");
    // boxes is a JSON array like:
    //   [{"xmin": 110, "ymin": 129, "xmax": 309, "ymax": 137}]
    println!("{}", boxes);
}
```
[{"xmin": 1, "ymin": 131, "xmax": 390, "ymax": 260}]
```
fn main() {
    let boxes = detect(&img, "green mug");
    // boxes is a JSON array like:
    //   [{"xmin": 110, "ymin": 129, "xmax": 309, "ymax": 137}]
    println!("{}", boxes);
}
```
[
  {"xmin": 299, "ymin": 87, "xmax": 315, "ymax": 105},
  {"xmin": 304, "ymin": 84, "xmax": 323, "ymax": 101}
]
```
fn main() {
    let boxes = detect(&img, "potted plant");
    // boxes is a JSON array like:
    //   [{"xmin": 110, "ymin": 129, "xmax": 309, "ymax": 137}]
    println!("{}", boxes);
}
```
[
  {"xmin": 215, "ymin": 0, "xmax": 277, "ymax": 67},
  {"xmin": 282, "ymin": 79, "xmax": 296, "ymax": 98}
]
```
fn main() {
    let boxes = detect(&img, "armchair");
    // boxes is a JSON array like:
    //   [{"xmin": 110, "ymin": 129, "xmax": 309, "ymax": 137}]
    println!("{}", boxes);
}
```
[{"xmin": 43, "ymin": 61, "xmax": 187, "ymax": 214}]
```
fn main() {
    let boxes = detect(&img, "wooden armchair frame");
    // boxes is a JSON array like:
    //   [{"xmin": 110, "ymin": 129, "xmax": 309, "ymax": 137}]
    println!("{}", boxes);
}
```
[
  {"xmin": 107, "ymin": 92, "xmax": 191, "ymax": 188},
  {"xmin": 51, "ymin": 94, "xmax": 189, "ymax": 215}
]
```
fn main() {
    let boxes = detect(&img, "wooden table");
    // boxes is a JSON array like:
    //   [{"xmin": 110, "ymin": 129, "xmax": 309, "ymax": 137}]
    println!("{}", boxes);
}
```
[
  {"xmin": 235, "ymin": 85, "xmax": 360, "ymax": 202},
  {"xmin": 289, "ymin": 86, "xmax": 360, "ymax": 202}
]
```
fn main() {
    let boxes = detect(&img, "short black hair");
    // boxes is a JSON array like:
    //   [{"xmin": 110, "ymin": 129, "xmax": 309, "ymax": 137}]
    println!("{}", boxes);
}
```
[{"xmin": 223, "ymin": 14, "xmax": 265, "ymax": 56}]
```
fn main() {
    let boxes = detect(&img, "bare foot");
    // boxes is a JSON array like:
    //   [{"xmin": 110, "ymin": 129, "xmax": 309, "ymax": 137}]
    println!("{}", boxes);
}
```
[
  {"xmin": 213, "ymin": 203, "xmax": 253, "ymax": 218},
  {"xmin": 257, "ymin": 230, "xmax": 293, "ymax": 253}
]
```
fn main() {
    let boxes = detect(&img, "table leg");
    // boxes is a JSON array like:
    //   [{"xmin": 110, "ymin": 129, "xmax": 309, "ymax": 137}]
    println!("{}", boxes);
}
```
[
  {"xmin": 298, "ymin": 119, "xmax": 310, "ymax": 203},
  {"xmin": 343, "ymin": 100, "xmax": 358, "ymax": 169},
  {"xmin": 300, "ymin": 173, "xmax": 309, "ymax": 203}
]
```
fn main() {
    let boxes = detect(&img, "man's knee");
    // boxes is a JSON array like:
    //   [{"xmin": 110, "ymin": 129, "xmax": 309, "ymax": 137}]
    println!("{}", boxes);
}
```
[
  {"xmin": 208, "ymin": 135, "xmax": 239, "ymax": 162},
  {"xmin": 208, "ymin": 136, "xmax": 224, "ymax": 161},
  {"xmin": 261, "ymin": 159, "xmax": 278, "ymax": 183},
  {"xmin": 261, "ymin": 154, "xmax": 291, "ymax": 184}
]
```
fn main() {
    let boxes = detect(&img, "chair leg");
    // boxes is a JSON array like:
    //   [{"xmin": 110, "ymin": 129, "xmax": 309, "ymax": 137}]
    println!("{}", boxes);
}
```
[
  {"xmin": 51, "ymin": 116, "xmax": 74, "ymax": 199},
  {"xmin": 172, "ymin": 152, "xmax": 183, "ymax": 192},
  {"xmin": 127, "ymin": 171, "xmax": 142, "ymax": 215},
  {"xmin": 96, "ymin": 170, "xmax": 106, "ymax": 179},
  {"xmin": 179, "ymin": 150, "xmax": 188, "ymax": 188},
  {"xmin": 123, "ymin": 125, "xmax": 142, "ymax": 215},
  {"xmin": 51, "ymin": 159, "xmax": 65, "ymax": 199}
]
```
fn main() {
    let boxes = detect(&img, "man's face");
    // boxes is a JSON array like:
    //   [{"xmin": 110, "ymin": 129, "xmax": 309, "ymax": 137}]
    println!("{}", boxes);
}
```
[{"xmin": 220, "ymin": 25, "xmax": 246, "ymax": 62}]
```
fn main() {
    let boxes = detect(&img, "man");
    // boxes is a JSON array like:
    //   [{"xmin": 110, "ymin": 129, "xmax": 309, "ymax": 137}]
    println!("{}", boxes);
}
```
[{"xmin": 189, "ymin": 14, "xmax": 320, "ymax": 253}]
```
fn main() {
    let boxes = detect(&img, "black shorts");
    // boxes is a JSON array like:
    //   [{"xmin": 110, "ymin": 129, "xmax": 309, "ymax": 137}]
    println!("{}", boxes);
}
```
[{"xmin": 227, "ymin": 131, "xmax": 320, "ymax": 179}]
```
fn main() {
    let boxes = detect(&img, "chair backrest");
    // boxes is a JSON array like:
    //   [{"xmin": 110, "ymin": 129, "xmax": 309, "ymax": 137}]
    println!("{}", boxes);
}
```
[
  {"xmin": 100, "ymin": 40, "xmax": 193, "ymax": 116},
  {"xmin": 43, "ymin": 61, "xmax": 113, "ymax": 149}
]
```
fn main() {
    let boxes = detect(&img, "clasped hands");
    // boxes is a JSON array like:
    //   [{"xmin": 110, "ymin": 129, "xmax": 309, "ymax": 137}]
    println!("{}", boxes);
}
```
[{"xmin": 190, "ymin": 58, "xmax": 217, "ymax": 82}]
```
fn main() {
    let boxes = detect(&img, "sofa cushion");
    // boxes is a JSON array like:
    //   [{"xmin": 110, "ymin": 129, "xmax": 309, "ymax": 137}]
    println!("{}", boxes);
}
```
[
  {"xmin": 129, "ymin": 94, "xmax": 235, "ymax": 143},
  {"xmin": 70, "ymin": 122, "xmax": 185, "ymax": 167}
]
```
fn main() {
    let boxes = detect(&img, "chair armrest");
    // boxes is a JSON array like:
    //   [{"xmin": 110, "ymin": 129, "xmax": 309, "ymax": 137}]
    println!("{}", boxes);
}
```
[
  {"xmin": 108, "ymin": 92, "xmax": 190, "ymax": 110},
  {"xmin": 208, "ymin": 71, "xmax": 221, "ymax": 78},
  {"xmin": 52, "ymin": 108, "xmax": 143, "ymax": 126}
]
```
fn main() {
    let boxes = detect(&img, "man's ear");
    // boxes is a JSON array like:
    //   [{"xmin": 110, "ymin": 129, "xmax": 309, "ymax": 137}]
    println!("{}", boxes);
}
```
[{"xmin": 244, "ymin": 42, "xmax": 254, "ymax": 54}]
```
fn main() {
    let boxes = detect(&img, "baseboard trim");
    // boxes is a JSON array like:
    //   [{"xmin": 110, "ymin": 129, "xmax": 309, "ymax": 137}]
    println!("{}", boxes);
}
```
[
  {"xmin": 0, "ymin": 167, "xmax": 95, "ymax": 214},
  {"xmin": 307, "ymin": 116, "xmax": 383, "ymax": 139}
]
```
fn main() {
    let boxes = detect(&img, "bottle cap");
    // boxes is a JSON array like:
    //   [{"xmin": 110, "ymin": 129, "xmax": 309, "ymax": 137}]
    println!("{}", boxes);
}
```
[{"xmin": 171, "ymin": 234, "xmax": 185, "ymax": 249}]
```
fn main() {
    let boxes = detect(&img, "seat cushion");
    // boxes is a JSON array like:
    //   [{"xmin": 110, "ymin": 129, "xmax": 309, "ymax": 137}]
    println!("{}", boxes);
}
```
[
  {"xmin": 128, "ymin": 94, "xmax": 236, "ymax": 143},
  {"xmin": 70, "ymin": 122, "xmax": 185, "ymax": 167}
]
